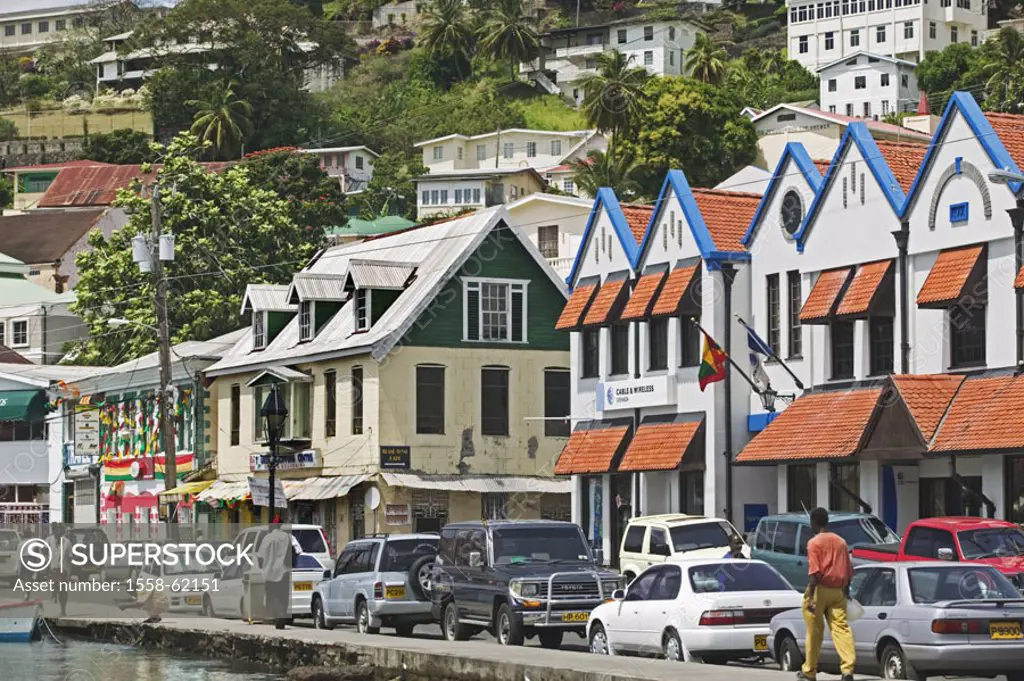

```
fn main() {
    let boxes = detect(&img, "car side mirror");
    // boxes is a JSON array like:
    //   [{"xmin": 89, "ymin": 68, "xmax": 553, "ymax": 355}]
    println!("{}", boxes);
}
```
[
  {"xmin": 651, "ymin": 541, "xmax": 671, "ymax": 557},
  {"xmin": 937, "ymin": 547, "xmax": 955, "ymax": 561},
  {"xmin": 468, "ymin": 551, "xmax": 483, "ymax": 568},
  {"xmin": 611, "ymin": 589, "xmax": 626, "ymax": 600}
]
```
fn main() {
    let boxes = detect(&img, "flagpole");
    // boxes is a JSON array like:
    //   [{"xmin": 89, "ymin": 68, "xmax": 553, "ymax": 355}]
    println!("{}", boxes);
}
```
[
  {"xmin": 689, "ymin": 317, "xmax": 762, "ymax": 394},
  {"xmin": 735, "ymin": 315, "xmax": 806, "ymax": 391}
]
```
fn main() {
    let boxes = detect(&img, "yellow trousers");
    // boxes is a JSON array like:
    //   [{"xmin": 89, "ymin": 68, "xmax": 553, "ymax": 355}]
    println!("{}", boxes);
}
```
[{"xmin": 802, "ymin": 585, "xmax": 856, "ymax": 677}]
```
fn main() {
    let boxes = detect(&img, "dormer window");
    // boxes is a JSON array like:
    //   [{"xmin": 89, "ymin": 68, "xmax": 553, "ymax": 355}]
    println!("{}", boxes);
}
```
[
  {"xmin": 464, "ymin": 278, "xmax": 527, "ymax": 343},
  {"xmin": 299, "ymin": 301, "xmax": 313, "ymax": 341},
  {"xmin": 355, "ymin": 289, "xmax": 370, "ymax": 332},
  {"xmin": 253, "ymin": 312, "xmax": 266, "ymax": 350}
]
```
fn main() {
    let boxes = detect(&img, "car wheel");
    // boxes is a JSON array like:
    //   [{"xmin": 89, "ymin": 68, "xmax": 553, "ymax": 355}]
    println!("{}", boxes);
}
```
[
  {"xmin": 312, "ymin": 596, "xmax": 334, "ymax": 630},
  {"xmin": 395, "ymin": 622, "xmax": 415, "ymax": 637},
  {"xmin": 537, "ymin": 629, "xmax": 563, "ymax": 650},
  {"xmin": 355, "ymin": 600, "xmax": 379, "ymax": 634},
  {"xmin": 589, "ymin": 621, "xmax": 611, "ymax": 655},
  {"xmin": 408, "ymin": 555, "xmax": 435, "ymax": 601},
  {"xmin": 442, "ymin": 601, "xmax": 469, "ymax": 641},
  {"xmin": 662, "ymin": 628, "xmax": 683, "ymax": 662},
  {"xmin": 778, "ymin": 634, "xmax": 803, "ymax": 672},
  {"xmin": 881, "ymin": 643, "xmax": 920, "ymax": 680},
  {"xmin": 201, "ymin": 595, "xmax": 215, "ymax": 618},
  {"xmin": 495, "ymin": 603, "xmax": 525, "ymax": 646}
]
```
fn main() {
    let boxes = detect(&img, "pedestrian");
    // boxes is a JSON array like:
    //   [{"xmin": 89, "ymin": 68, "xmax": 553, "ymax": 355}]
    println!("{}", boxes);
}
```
[
  {"xmin": 46, "ymin": 524, "xmax": 71, "ymax": 617},
  {"xmin": 259, "ymin": 520, "xmax": 292, "ymax": 630},
  {"xmin": 799, "ymin": 508, "xmax": 855, "ymax": 681},
  {"xmin": 723, "ymin": 534, "xmax": 746, "ymax": 559}
]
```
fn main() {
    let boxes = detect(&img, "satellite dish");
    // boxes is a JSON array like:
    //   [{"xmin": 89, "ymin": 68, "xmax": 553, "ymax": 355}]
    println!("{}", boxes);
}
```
[{"xmin": 366, "ymin": 485, "xmax": 381, "ymax": 511}]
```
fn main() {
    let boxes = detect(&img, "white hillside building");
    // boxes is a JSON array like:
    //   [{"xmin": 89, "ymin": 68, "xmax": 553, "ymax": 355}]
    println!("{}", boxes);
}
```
[
  {"xmin": 786, "ymin": 0, "xmax": 987, "ymax": 71},
  {"xmin": 818, "ymin": 51, "xmax": 919, "ymax": 119}
]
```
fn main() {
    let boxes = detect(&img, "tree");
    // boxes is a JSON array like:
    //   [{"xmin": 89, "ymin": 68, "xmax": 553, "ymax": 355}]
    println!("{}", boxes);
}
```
[
  {"xmin": 726, "ymin": 51, "xmax": 817, "ymax": 110},
  {"xmin": 984, "ymin": 27, "xmax": 1024, "ymax": 112},
  {"xmin": 354, "ymin": 152, "xmax": 427, "ymax": 220},
  {"xmin": 570, "ymin": 147, "xmax": 645, "ymax": 199},
  {"xmin": 419, "ymin": 0, "xmax": 475, "ymax": 79},
  {"xmin": 78, "ymin": 129, "xmax": 154, "ymax": 164},
  {"xmin": 576, "ymin": 50, "xmax": 650, "ymax": 135},
  {"xmin": 187, "ymin": 80, "xmax": 254, "ymax": 160},
  {"xmin": 0, "ymin": 175, "xmax": 12, "ymax": 210},
  {"xmin": 916, "ymin": 42, "xmax": 987, "ymax": 111},
  {"xmin": 71, "ymin": 133, "xmax": 323, "ymax": 366},
  {"xmin": 478, "ymin": 0, "xmax": 541, "ymax": 81},
  {"xmin": 240, "ymin": 148, "xmax": 348, "ymax": 230},
  {"xmin": 685, "ymin": 33, "xmax": 729, "ymax": 85},
  {"xmin": 0, "ymin": 118, "xmax": 17, "ymax": 141}
]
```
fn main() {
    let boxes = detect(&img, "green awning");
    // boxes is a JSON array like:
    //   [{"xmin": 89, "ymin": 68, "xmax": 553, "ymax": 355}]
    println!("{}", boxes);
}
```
[{"xmin": 0, "ymin": 390, "xmax": 47, "ymax": 422}]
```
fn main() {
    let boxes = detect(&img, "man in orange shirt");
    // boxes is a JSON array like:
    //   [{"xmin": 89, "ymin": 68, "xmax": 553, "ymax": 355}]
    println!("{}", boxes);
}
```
[{"xmin": 798, "ymin": 507, "xmax": 855, "ymax": 681}]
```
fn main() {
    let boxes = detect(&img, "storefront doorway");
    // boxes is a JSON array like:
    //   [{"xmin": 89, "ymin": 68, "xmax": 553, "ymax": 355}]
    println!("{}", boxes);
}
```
[
  {"xmin": 609, "ymin": 473, "xmax": 632, "ymax": 569},
  {"xmin": 919, "ymin": 476, "xmax": 983, "ymax": 518},
  {"xmin": 1006, "ymin": 456, "xmax": 1024, "ymax": 524}
]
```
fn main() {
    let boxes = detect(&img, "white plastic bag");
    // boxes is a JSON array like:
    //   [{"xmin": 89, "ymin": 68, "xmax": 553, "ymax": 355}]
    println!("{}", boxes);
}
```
[{"xmin": 846, "ymin": 598, "xmax": 864, "ymax": 622}]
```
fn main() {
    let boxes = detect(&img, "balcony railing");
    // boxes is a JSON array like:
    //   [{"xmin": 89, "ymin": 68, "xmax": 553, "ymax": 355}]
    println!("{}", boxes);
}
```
[
  {"xmin": 547, "ymin": 256, "xmax": 574, "ymax": 278},
  {"xmin": 554, "ymin": 43, "xmax": 607, "ymax": 59}
]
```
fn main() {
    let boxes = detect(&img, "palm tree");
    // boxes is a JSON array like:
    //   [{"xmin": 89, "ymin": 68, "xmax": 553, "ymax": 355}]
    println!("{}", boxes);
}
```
[
  {"xmin": 186, "ymin": 80, "xmax": 253, "ymax": 160},
  {"xmin": 419, "ymin": 0, "xmax": 475, "ymax": 68},
  {"xmin": 478, "ymin": 0, "xmax": 541, "ymax": 81},
  {"xmin": 576, "ymin": 50, "xmax": 650, "ymax": 136},
  {"xmin": 686, "ymin": 33, "xmax": 728, "ymax": 85},
  {"xmin": 570, "ymin": 147, "xmax": 645, "ymax": 199},
  {"xmin": 984, "ymin": 27, "xmax": 1024, "ymax": 112}
]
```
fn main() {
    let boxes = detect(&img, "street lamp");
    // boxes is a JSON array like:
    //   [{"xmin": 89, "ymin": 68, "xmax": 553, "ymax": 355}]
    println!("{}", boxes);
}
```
[
  {"xmin": 988, "ymin": 168, "xmax": 1024, "ymax": 185},
  {"xmin": 758, "ymin": 386, "xmax": 779, "ymax": 413},
  {"xmin": 260, "ymin": 384, "xmax": 289, "ymax": 519}
]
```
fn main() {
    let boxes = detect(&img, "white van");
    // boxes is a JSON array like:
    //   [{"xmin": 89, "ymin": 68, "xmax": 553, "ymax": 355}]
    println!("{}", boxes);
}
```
[
  {"xmin": 618, "ymin": 514, "xmax": 748, "ymax": 581},
  {"xmin": 233, "ymin": 524, "xmax": 334, "ymax": 572}
]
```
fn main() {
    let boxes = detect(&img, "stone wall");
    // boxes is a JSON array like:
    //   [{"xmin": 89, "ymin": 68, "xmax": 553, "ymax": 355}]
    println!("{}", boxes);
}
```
[{"xmin": 0, "ymin": 139, "xmax": 84, "ymax": 167}]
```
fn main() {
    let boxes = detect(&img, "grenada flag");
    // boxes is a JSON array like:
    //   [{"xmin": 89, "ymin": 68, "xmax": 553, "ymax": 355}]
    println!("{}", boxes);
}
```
[{"xmin": 698, "ymin": 329, "xmax": 728, "ymax": 391}]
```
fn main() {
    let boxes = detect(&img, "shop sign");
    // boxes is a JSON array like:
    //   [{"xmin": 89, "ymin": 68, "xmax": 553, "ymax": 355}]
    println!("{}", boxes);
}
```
[
  {"xmin": 250, "ymin": 449, "xmax": 320, "ymax": 472},
  {"xmin": 75, "ymin": 405, "xmax": 101, "ymax": 458},
  {"xmin": 380, "ymin": 445, "xmax": 411, "ymax": 470},
  {"xmin": 596, "ymin": 376, "xmax": 675, "ymax": 411},
  {"xmin": 248, "ymin": 477, "xmax": 287, "ymax": 508},
  {"xmin": 384, "ymin": 504, "xmax": 410, "ymax": 526}
]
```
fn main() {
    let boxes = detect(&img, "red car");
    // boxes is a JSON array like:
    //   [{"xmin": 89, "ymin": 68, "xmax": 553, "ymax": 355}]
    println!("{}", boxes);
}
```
[{"xmin": 852, "ymin": 517, "xmax": 1024, "ymax": 591}]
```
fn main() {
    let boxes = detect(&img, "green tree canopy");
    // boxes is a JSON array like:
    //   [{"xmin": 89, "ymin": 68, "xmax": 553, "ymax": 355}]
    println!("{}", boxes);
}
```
[
  {"xmin": 187, "ymin": 79, "xmax": 254, "ymax": 160},
  {"xmin": 354, "ymin": 151, "xmax": 427, "ymax": 220},
  {"xmin": 576, "ymin": 50, "xmax": 650, "ymax": 136},
  {"xmin": 685, "ymin": 33, "xmax": 729, "ymax": 85},
  {"xmin": 70, "ymin": 134, "xmax": 324, "ymax": 365},
  {"xmin": 478, "ymin": 0, "xmax": 541, "ymax": 81},
  {"xmin": 0, "ymin": 175, "xmax": 12, "ymax": 210},
  {"xmin": 78, "ymin": 129, "xmax": 154, "ymax": 164},
  {"xmin": 570, "ymin": 147, "xmax": 645, "ymax": 199},
  {"xmin": 419, "ymin": 0, "xmax": 476, "ymax": 80},
  {"xmin": 916, "ymin": 42, "xmax": 987, "ymax": 112},
  {"xmin": 239, "ymin": 148, "xmax": 348, "ymax": 230}
]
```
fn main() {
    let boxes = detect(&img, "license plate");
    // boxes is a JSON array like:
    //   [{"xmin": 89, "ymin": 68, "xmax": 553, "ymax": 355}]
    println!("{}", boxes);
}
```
[
  {"xmin": 293, "ymin": 582, "xmax": 313, "ymax": 592},
  {"xmin": 754, "ymin": 635, "xmax": 769, "ymax": 652},
  {"xmin": 990, "ymin": 622, "xmax": 1023, "ymax": 640},
  {"xmin": 385, "ymin": 586, "xmax": 406, "ymax": 599},
  {"xmin": 561, "ymin": 612, "xmax": 589, "ymax": 623},
  {"xmin": 185, "ymin": 596, "xmax": 201, "ymax": 606}
]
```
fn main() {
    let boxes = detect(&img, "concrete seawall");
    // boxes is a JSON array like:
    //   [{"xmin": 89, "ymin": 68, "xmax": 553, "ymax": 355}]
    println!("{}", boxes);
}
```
[{"xmin": 50, "ymin": 617, "xmax": 793, "ymax": 681}]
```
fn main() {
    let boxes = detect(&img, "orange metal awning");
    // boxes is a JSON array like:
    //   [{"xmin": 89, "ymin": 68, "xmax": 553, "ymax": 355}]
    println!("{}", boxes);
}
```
[
  {"xmin": 835, "ymin": 260, "xmax": 893, "ymax": 317},
  {"xmin": 650, "ymin": 263, "xmax": 700, "ymax": 317},
  {"xmin": 617, "ymin": 420, "xmax": 703, "ymax": 472},
  {"xmin": 555, "ymin": 284, "xmax": 597, "ymax": 330},
  {"xmin": 583, "ymin": 278, "xmax": 629, "ymax": 326},
  {"xmin": 800, "ymin": 268, "xmax": 852, "ymax": 324},
  {"xmin": 554, "ymin": 425, "xmax": 630, "ymax": 475},
  {"xmin": 620, "ymin": 271, "xmax": 666, "ymax": 320},
  {"xmin": 916, "ymin": 244, "xmax": 985, "ymax": 308}
]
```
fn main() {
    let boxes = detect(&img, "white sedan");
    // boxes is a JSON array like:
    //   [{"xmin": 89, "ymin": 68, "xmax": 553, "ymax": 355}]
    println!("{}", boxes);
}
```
[
  {"xmin": 202, "ymin": 553, "xmax": 330, "ymax": 620},
  {"xmin": 587, "ymin": 559, "xmax": 802, "ymax": 663}
]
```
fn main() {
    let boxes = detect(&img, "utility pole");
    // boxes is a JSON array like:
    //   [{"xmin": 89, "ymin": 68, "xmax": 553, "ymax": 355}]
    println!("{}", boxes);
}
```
[{"xmin": 151, "ymin": 182, "xmax": 177, "ymax": 508}]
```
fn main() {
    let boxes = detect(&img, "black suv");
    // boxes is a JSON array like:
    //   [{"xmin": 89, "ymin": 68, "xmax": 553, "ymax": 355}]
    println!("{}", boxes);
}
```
[{"xmin": 430, "ymin": 520, "xmax": 622, "ymax": 649}]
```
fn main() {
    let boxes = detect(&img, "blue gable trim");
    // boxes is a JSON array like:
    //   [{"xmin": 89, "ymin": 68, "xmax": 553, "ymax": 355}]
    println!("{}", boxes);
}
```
[
  {"xmin": 748, "ymin": 411, "xmax": 779, "ymax": 433},
  {"xmin": 794, "ymin": 122, "xmax": 906, "ymax": 250},
  {"xmin": 635, "ymin": 169, "xmax": 731, "ymax": 269},
  {"xmin": 565, "ymin": 187, "xmax": 641, "ymax": 288},
  {"xmin": 899, "ymin": 91, "xmax": 1021, "ymax": 219},
  {"xmin": 741, "ymin": 142, "xmax": 823, "ymax": 247}
]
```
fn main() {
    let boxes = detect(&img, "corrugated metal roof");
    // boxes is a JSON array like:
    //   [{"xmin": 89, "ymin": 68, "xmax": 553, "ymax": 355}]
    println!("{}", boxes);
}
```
[
  {"xmin": 287, "ymin": 273, "xmax": 348, "ymax": 303},
  {"xmin": 347, "ymin": 260, "xmax": 416, "ymax": 290},
  {"xmin": 241, "ymin": 284, "xmax": 294, "ymax": 314},
  {"xmin": 380, "ymin": 472, "xmax": 572, "ymax": 494},
  {"xmin": 38, "ymin": 163, "xmax": 230, "ymax": 207}
]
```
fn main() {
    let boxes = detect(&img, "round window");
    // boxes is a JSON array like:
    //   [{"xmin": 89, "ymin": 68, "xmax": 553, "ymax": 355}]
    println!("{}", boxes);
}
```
[{"xmin": 780, "ymin": 190, "xmax": 803, "ymax": 237}]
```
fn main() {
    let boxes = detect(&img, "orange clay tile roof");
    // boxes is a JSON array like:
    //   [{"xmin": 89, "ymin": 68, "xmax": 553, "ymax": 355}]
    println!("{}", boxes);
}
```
[
  {"xmin": 620, "ymin": 204, "xmax": 654, "ymax": 244},
  {"xmin": 929, "ymin": 374, "xmax": 1024, "ymax": 453},
  {"xmin": 691, "ymin": 188, "xmax": 760, "ymax": 253},
  {"xmin": 916, "ymin": 245, "xmax": 984, "ymax": 306},
  {"xmin": 835, "ymin": 260, "xmax": 892, "ymax": 316},
  {"xmin": 813, "ymin": 159, "xmax": 832, "ymax": 175},
  {"xmin": 620, "ymin": 271, "xmax": 665, "ymax": 320},
  {"xmin": 736, "ymin": 388, "xmax": 883, "ymax": 463},
  {"xmin": 650, "ymin": 263, "xmax": 700, "ymax": 316},
  {"xmin": 874, "ymin": 141, "xmax": 928, "ymax": 193},
  {"xmin": 1015, "ymin": 266, "xmax": 1024, "ymax": 290},
  {"xmin": 617, "ymin": 421, "xmax": 702, "ymax": 472},
  {"xmin": 986, "ymin": 113, "xmax": 1024, "ymax": 172},
  {"xmin": 800, "ymin": 268, "xmax": 852, "ymax": 322},
  {"xmin": 583, "ymin": 278, "xmax": 627, "ymax": 325},
  {"xmin": 554, "ymin": 426, "xmax": 630, "ymax": 475},
  {"xmin": 891, "ymin": 374, "xmax": 965, "ymax": 442},
  {"xmin": 555, "ymin": 284, "xmax": 597, "ymax": 330}
]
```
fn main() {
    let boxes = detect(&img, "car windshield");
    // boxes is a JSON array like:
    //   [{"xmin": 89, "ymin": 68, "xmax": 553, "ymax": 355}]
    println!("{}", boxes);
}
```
[
  {"xmin": 293, "ymin": 529, "xmax": 326, "ymax": 553},
  {"xmin": 380, "ymin": 538, "xmax": 439, "ymax": 572},
  {"xmin": 163, "ymin": 554, "xmax": 213, "ymax": 577},
  {"xmin": 957, "ymin": 527, "xmax": 1024, "ymax": 559},
  {"xmin": 831, "ymin": 517, "xmax": 900, "ymax": 547},
  {"xmin": 669, "ymin": 521, "xmax": 734, "ymax": 552},
  {"xmin": 0, "ymin": 530, "xmax": 19, "ymax": 550},
  {"xmin": 492, "ymin": 526, "xmax": 592, "ymax": 565},
  {"xmin": 688, "ymin": 562, "xmax": 792, "ymax": 593},
  {"xmin": 909, "ymin": 566, "xmax": 1021, "ymax": 603}
]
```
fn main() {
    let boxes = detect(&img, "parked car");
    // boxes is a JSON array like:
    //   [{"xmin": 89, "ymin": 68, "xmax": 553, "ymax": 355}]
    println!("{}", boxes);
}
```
[
  {"xmin": 0, "ymin": 529, "xmax": 21, "ymax": 584},
  {"xmin": 64, "ymin": 527, "xmax": 113, "ymax": 582},
  {"xmin": 769, "ymin": 562, "xmax": 1024, "ymax": 680},
  {"xmin": 587, "ymin": 559, "xmax": 801, "ymax": 662},
  {"xmin": 431, "ymin": 520, "xmax": 623, "ymax": 649},
  {"xmin": 134, "ymin": 547, "xmax": 218, "ymax": 614},
  {"xmin": 619, "ymin": 514, "xmax": 749, "ymax": 582},
  {"xmin": 311, "ymin": 533, "xmax": 438, "ymax": 635},
  {"xmin": 233, "ymin": 524, "xmax": 334, "ymax": 572},
  {"xmin": 202, "ymin": 552, "xmax": 330, "ymax": 620},
  {"xmin": 852, "ymin": 517, "xmax": 1024, "ymax": 592},
  {"xmin": 751, "ymin": 512, "xmax": 900, "ymax": 589}
]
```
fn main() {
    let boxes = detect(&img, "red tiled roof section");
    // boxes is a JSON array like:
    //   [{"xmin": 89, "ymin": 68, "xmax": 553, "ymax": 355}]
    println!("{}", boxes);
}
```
[
  {"xmin": 874, "ymin": 141, "xmax": 927, "ymax": 193},
  {"xmin": 691, "ymin": 188, "xmax": 760, "ymax": 253},
  {"xmin": 736, "ymin": 389, "xmax": 882, "ymax": 463},
  {"xmin": 929, "ymin": 374, "xmax": 1024, "ymax": 453},
  {"xmin": 800, "ymin": 268, "xmax": 851, "ymax": 322},
  {"xmin": 618, "ymin": 421, "xmax": 701, "ymax": 472},
  {"xmin": 555, "ymin": 284, "xmax": 597, "ymax": 330},
  {"xmin": 38, "ymin": 163, "xmax": 230, "ymax": 207},
  {"xmin": 836, "ymin": 260, "xmax": 892, "ymax": 316},
  {"xmin": 554, "ymin": 426, "xmax": 630, "ymax": 475},
  {"xmin": 650, "ymin": 263, "xmax": 699, "ymax": 316},
  {"xmin": 620, "ymin": 271, "xmax": 665, "ymax": 320},
  {"xmin": 583, "ymin": 278, "xmax": 626, "ymax": 325},
  {"xmin": 1014, "ymin": 266, "xmax": 1024, "ymax": 290},
  {"xmin": 813, "ymin": 159, "xmax": 831, "ymax": 175},
  {"xmin": 891, "ymin": 374, "xmax": 965, "ymax": 442},
  {"xmin": 916, "ymin": 245, "xmax": 984, "ymax": 306},
  {"xmin": 986, "ymin": 113, "xmax": 1024, "ymax": 172},
  {"xmin": 620, "ymin": 204, "xmax": 653, "ymax": 244}
]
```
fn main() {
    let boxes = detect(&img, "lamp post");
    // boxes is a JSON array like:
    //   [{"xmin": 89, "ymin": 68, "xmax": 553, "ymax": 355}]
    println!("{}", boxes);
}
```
[
  {"xmin": 260, "ymin": 384, "xmax": 288, "ymax": 520},
  {"xmin": 759, "ymin": 386, "xmax": 779, "ymax": 413}
]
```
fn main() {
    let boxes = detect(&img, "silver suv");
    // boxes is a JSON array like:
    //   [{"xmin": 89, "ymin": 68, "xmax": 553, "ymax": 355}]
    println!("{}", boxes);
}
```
[{"xmin": 311, "ymin": 533, "xmax": 438, "ymax": 636}]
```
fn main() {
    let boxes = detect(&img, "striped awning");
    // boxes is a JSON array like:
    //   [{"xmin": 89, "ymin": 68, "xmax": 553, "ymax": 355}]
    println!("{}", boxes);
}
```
[
  {"xmin": 158, "ymin": 480, "xmax": 214, "ymax": 498},
  {"xmin": 196, "ymin": 480, "xmax": 251, "ymax": 503},
  {"xmin": 284, "ymin": 475, "xmax": 369, "ymax": 501},
  {"xmin": 380, "ymin": 472, "xmax": 571, "ymax": 494}
]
